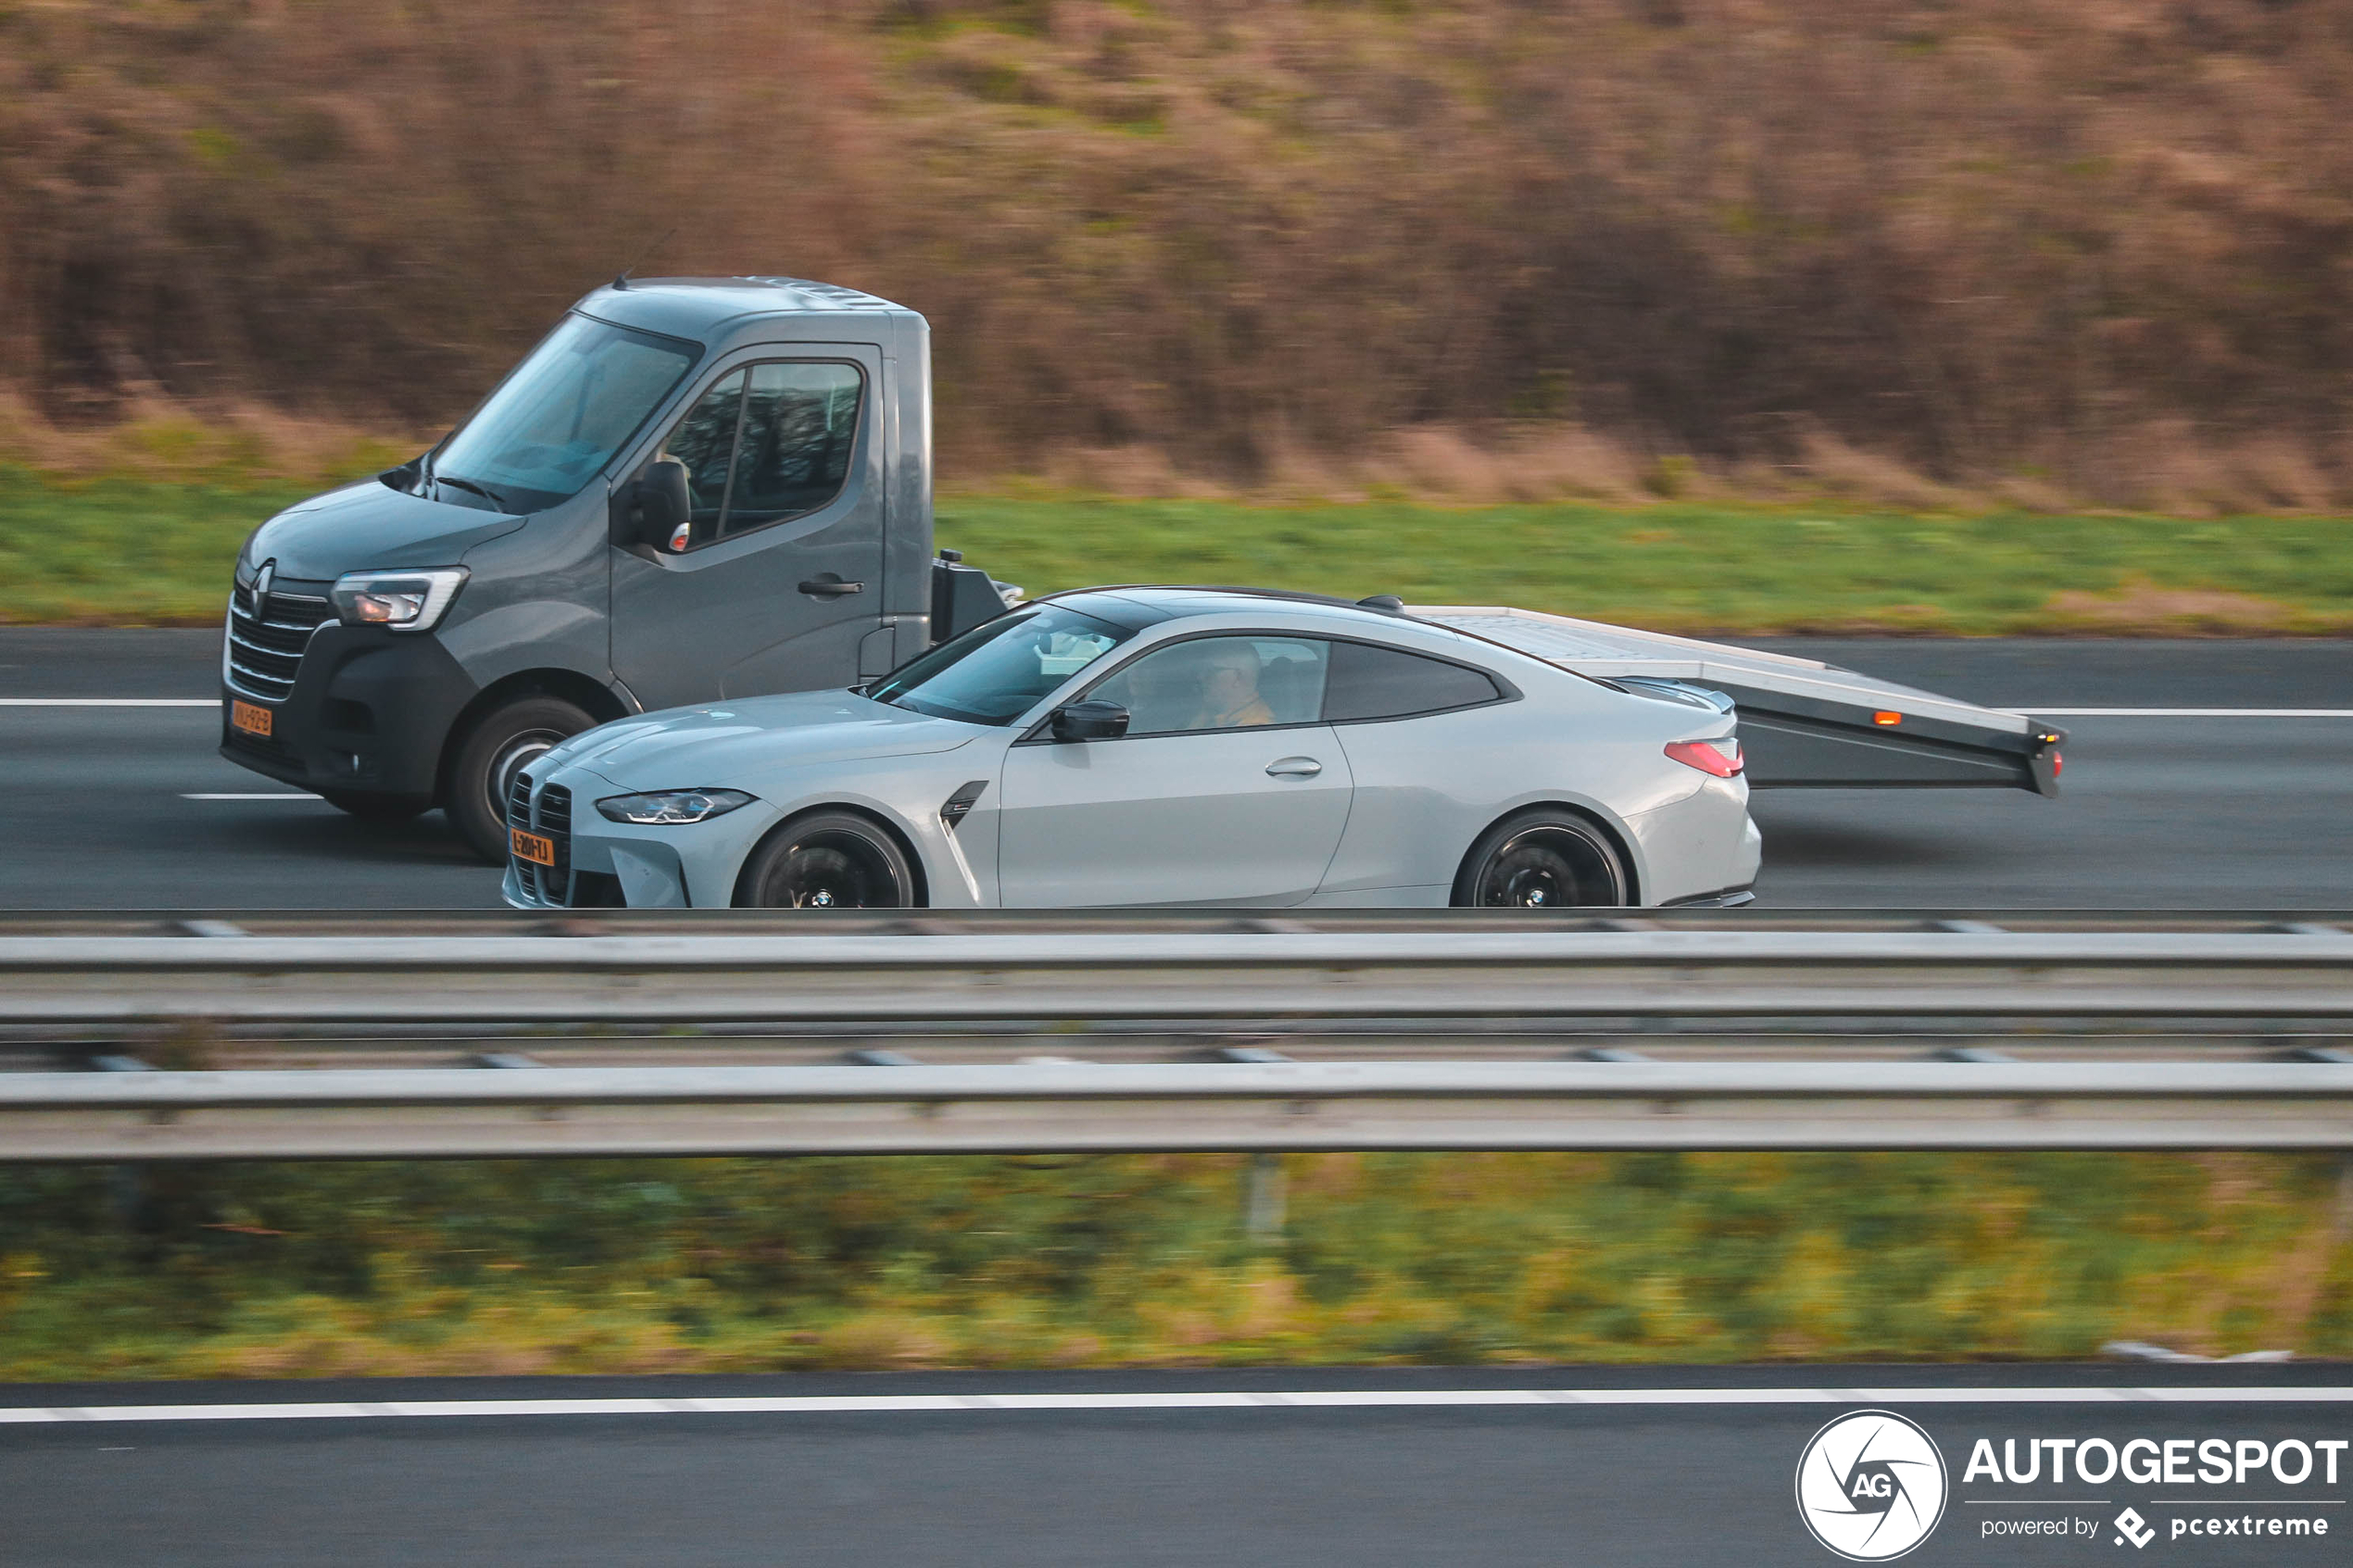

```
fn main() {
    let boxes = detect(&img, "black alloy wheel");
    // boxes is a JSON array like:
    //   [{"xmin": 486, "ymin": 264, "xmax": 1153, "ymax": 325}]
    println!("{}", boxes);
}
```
[
  {"xmin": 736, "ymin": 811, "xmax": 916, "ymax": 909},
  {"xmin": 445, "ymin": 694, "xmax": 596, "ymax": 862},
  {"xmin": 1453, "ymin": 809, "xmax": 1629, "ymax": 909}
]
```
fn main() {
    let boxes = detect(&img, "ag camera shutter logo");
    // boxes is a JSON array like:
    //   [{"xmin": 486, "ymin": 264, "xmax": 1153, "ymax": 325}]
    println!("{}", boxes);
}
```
[{"xmin": 1795, "ymin": 1410, "xmax": 1949, "ymax": 1561}]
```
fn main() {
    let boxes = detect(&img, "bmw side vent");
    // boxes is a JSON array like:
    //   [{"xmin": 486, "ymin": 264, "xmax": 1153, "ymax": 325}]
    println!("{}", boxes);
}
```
[{"xmin": 938, "ymin": 780, "xmax": 989, "ymax": 829}]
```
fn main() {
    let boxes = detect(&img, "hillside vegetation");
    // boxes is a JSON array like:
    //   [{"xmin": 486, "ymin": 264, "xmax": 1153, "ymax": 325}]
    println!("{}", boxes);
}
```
[{"xmin": 6, "ymin": 1, "xmax": 2353, "ymax": 510}]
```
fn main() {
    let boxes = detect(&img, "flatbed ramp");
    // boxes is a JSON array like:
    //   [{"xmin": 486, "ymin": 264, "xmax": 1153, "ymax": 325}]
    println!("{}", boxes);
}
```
[{"xmin": 1414, "ymin": 606, "xmax": 2066, "ymax": 795}]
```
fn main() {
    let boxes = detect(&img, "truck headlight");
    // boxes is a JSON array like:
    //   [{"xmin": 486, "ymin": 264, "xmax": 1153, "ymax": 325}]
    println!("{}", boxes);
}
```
[
  {"xmin": 595, "ymin": 788, "xmax": 757, "ymax": 825},
  {"xmin": 331, "ymin": 567, "xmax": 470, "ymax": 632}
]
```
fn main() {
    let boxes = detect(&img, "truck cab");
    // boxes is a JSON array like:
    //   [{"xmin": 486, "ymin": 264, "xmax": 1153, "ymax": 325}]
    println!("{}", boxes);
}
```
[{"xmin": 220, "ymin": 278, "xmax": 1002, "ymax": 858}]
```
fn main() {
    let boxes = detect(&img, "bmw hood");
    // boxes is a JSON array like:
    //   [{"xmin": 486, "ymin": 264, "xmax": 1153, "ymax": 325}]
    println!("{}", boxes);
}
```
[
  {"xmin": 241, "ymin": 476, "xmax": 526, "ymax": 583},
  {"xmin": 549, "ymin": 690, "xmax": 984, "ymax": 788}
]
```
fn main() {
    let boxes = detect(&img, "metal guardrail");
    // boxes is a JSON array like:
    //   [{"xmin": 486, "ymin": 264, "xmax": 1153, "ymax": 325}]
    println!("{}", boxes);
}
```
[
  {"xmin": 5, "ymin": 927, "xmax": 2352, "ymax": 1025},
  {"xmin": 1, "ymin": 1060, "xmax": 2349, "ymax": 1159},
  {"xmin": 3, "ymin": 919, "xmax": 2347, "ymax": 1158}
]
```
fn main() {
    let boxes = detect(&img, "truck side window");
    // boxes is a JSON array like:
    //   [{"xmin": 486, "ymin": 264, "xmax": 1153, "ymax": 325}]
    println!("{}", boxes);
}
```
[
  {"xmin": 723, "ymin": 362, "xmax": 863, "ymax": 536},
  {"xmin": 661, "ymin": 370, "xmax": 747, "ymax": 549}
]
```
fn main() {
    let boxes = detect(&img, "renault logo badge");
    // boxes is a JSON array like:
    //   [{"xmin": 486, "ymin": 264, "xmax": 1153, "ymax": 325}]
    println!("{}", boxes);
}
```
[{"xmin": 252, "ymin": 559, "xmax": 276, "ymax": 621}]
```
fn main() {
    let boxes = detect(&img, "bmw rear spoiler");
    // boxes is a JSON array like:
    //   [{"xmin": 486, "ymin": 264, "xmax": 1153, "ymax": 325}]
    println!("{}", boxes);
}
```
[{"xmin": 1411, "ymin": 606, "xmax": 2067, "ymax": 797}]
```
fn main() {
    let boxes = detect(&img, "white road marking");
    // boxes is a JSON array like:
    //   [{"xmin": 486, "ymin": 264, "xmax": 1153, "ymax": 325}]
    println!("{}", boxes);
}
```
[
  {"xmin": 181, "ymin": 793, "xmax": 322, "ymax": 801},
  {"xmin": 0, "ymin": 698, "xmax": 220, "ymax": 708},
  {"xmin": 2007, "ymin": 708, "xmax": 2353, "ymax": 718},
  {"xmin": 0, "ymin": 1386, "xmax": 2345, "ymax": 1424}
]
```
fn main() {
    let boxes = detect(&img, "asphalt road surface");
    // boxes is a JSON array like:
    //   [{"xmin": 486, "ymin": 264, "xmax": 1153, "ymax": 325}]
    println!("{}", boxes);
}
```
[
  {"xmin": 3, "ymin": 1366, "xmax": 2347, "ymax": 1566},
  {"xmin": 2, "ymin": 629, "xmax": 2347, "ymax": 909}
]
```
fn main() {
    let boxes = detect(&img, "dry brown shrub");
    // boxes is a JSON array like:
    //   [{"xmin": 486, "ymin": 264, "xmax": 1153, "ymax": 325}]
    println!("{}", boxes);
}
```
[{"xmin": 1791, "ymin": 428, "xmax": 1978, "ymax": 514}]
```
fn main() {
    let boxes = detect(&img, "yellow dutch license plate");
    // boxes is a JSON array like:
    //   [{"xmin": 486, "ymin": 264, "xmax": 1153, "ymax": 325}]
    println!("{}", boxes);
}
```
[
  {"xmin": 229, "ymin": 699, "xmax": 273, "ymax": 738},
  {"xmin": 510, "ymin": 828, "xmax": 556, "ymax": 867}
]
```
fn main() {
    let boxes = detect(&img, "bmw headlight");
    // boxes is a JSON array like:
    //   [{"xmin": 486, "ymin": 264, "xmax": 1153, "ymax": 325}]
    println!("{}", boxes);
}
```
[
  {"xmin": 331, "ymin": 566, "xmax": 470, "ymax": 632},
  {"xmin": 595, "ymin": 788, "xmax": 757, "ymax": 825}
]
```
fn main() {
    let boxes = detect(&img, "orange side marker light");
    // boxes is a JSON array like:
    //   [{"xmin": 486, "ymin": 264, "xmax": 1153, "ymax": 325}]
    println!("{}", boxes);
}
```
[{"xmin": 1872, "ymin": 710, "xmax": 1902, "ymax": 726}]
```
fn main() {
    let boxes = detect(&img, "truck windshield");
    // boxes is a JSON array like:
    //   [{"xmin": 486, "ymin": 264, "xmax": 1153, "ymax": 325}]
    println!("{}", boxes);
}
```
[
  {"xmin": 427, "ymin": 314, "xmax": 700, "ymax": 513},
  {"xmin": 868, "ymin": 605, "xmax": 1132, "ymax": 726}
]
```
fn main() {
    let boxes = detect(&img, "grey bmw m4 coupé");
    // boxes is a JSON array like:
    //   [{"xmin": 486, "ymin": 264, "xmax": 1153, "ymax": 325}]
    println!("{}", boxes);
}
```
[{"xmin": 502, "ymin": 586, "xmax": 1761, "ymax": 909}]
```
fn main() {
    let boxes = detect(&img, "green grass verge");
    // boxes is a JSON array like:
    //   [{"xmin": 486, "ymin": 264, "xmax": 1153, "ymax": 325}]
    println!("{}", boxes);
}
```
[
  {"xmin": 2, "ymin": 1152, "xmax": 2347, "ymax": 1379},
  {"xmin": 6, "ymin": 465, "xmax": 2351, "ymax": 633}
]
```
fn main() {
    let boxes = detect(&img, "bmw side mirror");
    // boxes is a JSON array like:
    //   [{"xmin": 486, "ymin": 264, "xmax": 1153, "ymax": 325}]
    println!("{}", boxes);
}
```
[
  {"xmin": 1051, "ymin": 700, "xmax": 1129, "ymax": 742},
  {"xmin": 621, "ymin": 458, "xmax": 692, "ymax": 551}
]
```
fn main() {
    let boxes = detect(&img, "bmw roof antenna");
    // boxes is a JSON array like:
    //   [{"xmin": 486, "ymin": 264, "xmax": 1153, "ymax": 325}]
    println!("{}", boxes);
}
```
[{"xmin": 611, "ymin": 226, "xmax": 677, "ymax": 292}]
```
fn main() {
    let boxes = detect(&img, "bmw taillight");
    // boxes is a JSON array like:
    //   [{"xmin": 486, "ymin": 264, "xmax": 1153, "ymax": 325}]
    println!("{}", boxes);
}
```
[{"xmin": 1665, "ymin": 738, "xmax": 1743, "ymax": 778}]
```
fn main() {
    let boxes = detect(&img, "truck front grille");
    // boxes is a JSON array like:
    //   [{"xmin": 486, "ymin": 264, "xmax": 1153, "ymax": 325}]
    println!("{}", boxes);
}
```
[{"xmin": 224, "ymin": 576, "xmax": 333, "ymax": 704}]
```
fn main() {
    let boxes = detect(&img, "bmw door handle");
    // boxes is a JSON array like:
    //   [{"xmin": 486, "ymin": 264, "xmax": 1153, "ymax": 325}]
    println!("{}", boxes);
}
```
[
  {"xmin": 798, "ymin": 575, "xmax": 864, "ymax": 598},
  {"xmin": 1265, "ymin": 757, "xmax": 1322, "ymax": 778}
]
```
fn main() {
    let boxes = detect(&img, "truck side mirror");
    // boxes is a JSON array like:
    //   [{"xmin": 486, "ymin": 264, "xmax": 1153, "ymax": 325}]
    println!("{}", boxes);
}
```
[
  {"xmin": 620, "ymin": 458, "xmax": 692, "ymax": 550},
  {"xmin": 1051, "ymin": 700, "xmax": 1129, "ymax": 742}
]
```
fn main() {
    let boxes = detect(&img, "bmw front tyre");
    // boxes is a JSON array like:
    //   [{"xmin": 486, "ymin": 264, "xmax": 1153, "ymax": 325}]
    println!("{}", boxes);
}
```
[{"xmin": 735, "ymin": 811, "xmax": 917, "ymax": 909}]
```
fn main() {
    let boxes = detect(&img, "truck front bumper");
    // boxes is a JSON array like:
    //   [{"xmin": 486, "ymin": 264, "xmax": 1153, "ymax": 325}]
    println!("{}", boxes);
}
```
[{"xmin": 220, "ymin": 626, "xmax": 478, "ymax": 802}]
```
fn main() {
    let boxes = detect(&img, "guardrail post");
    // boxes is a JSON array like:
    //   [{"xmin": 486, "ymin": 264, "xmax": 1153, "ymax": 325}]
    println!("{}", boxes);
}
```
[{"xmin": 1244, "ymin": 1153, "xmax": 1287, "ymax": 1244}]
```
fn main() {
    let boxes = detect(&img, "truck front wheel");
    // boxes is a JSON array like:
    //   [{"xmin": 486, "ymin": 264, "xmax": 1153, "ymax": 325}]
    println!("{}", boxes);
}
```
[{"xmin": 446, "ymin": 695, "xmax": 595, "ymax": 862}]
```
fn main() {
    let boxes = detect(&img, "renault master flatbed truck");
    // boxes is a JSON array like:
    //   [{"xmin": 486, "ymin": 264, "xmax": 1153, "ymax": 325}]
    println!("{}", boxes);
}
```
[{"xmin": 220, "ymin": 276, "xmax": 1007, "ymax": 859}]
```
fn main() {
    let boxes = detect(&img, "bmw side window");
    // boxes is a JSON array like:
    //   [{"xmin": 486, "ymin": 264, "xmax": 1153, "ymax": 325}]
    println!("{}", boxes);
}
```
[
  {"xmin": 1085, "ymin": 636, "xmax": 1329, "ymax": 736},
  {"xmin": 1321, "ymin": 640, "xmax": 1503, "ymax": 722},
  {"xmin": 659, "ymin": 370, "xmax": 746, "ymax": 550},
  {"xmin": 724, "ymin": 362, "xmax": 863, "ymax": 536},
  {"xmin": 654, "ymin": 361, "xmax": 862, "ymax": 550}
]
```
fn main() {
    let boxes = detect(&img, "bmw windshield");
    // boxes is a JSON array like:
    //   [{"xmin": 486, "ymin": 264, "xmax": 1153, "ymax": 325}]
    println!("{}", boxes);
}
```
[
  {"xmin": 868, "ymin": 604, "xmax": 1132, "ymax": 725},
  {"xmin": 422, "ymin": 313, "xmax": 700, "ymax": 514}
]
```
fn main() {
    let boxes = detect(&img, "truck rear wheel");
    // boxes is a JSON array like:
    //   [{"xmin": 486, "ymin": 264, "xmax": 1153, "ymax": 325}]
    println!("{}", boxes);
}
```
[
  {"xmin": 446, "ymin": 695, "xmax": 595, "ymax": 862},
  {"xmin": 735, "ymin": 811, "xmax": 916, "ymax": 909}
]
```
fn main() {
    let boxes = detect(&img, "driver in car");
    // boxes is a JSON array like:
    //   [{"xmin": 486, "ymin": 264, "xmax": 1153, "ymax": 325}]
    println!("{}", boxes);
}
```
[{"xmin": 1187, "ymin": 642, "xmax": 1275, "ymax": 729}]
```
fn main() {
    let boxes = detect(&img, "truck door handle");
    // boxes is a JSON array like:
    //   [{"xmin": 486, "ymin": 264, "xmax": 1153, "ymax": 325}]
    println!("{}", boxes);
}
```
[
  {"xmin": 1265, "ymin": 757, "xmax": 1322, "ymax": 778},
  {"xmin": 798, "ymin": 576, "xmax": 864, "ymax": 598}
]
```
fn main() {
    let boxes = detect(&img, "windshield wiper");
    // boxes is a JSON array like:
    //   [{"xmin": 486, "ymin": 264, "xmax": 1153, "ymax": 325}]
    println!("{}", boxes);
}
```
[{"xmin": 433, "ymin": 472, "xmax": 513, "ymax": 513}]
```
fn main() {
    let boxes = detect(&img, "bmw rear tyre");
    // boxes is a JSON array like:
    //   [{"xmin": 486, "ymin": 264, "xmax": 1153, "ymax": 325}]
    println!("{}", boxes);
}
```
[
  {"xmin": 1453, "ymin": 809, "xmax": 1629, "ymax": 909},
  {"xmin": 736, "ymin": 811, "xmax": 916, "ymax": 909},
  {"xmin": 446, "ymin": 695, "xmax": 595, "ymax": 863}
]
